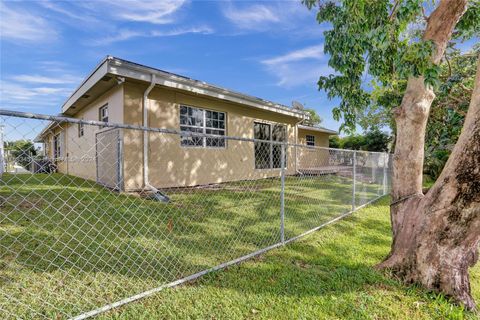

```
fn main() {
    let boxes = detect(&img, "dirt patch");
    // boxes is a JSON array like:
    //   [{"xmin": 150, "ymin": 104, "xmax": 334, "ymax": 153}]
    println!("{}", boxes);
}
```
[{"xmin": 6, "ymin": 198, "xmax": 45, "ymax": 210}]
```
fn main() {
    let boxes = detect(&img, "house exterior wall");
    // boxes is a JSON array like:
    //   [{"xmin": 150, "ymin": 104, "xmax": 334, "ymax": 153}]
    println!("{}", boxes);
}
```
[
  {"xmin": 40, "ymin": 80, "xmax": 335, "ymax": 190},
  {"xmin": 123, "ymin": 82, "xmax": 299, "ymax": 190},
  {"xmin": 297, "ymin": 128, "xmax": 331, "ymax": 169},
  {"xmin": 297, "ymin": 129, "xmax": 330, "ymax": 147},
  {"xmin": 43, "ymin": 85, "xmax": 124, "ymax": 181}
]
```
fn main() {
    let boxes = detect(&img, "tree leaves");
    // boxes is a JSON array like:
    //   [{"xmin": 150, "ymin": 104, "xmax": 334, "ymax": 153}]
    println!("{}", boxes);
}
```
[
  {"xmin": 303, "ymin": 0, "xmax": 474, "ymax": 133},
  {"xmin": 454, "ymin": 0, "xmax": 480, "ymax": 40},
  {"xmin": 303, "ymin": 108, "xmax": 323, "ymax": 125}
]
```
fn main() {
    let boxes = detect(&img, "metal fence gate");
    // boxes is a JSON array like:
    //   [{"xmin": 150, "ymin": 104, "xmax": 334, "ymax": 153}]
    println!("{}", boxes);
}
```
[{"xmin": 95, "ymin": 128, "xmax": 123, "ymax": 191}]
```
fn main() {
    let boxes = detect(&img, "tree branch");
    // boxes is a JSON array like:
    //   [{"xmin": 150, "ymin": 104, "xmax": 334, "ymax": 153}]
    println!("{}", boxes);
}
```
[
  {"xmin": 459, "ymin": 83, "xmax": 473, "ymax": 94},
  {"xmin": 389, "ymin": 0, "xmax": 400, "ymax": 21},
  {"xmin": 422, "ymin": 6, "xmax": 429, "ymax": 22},
  {"xmin": 445, "ymin": 54, "xmax": 452, "ymax": 77}
]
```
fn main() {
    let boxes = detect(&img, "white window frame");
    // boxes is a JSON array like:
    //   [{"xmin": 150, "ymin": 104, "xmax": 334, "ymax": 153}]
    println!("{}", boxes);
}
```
[
  {"xmin": 179, "ymin": 105, "xmax": 226, "ymax": 148},
  {"xmin": 306, "ymin": 134, "xmax": 315, "ymax": 147},
  {"xmin": 99, "ymin": 104, "xmax": 108, "ymax": 128},
  {"xmin": 254, "ymin": 122, "xmax": 287, "ymax": 170},
  {"xmin": 53, "ymin": 133, "xmax": 62, "ymax": 159}
]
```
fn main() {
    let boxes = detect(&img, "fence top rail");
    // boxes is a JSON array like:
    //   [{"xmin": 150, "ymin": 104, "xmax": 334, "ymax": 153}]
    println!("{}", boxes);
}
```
[{"xmin": 0, "ymin": 109, "xmax": 391, "ymax": 155}]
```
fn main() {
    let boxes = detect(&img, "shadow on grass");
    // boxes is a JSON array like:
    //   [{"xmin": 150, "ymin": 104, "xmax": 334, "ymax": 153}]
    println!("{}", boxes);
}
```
[
  {"xmin": 195, "ymin": 199, "xmax": 394, "ymax": 299},
  {"xmin": 0, "ymin": 172, "xmax": 387, "ymax": 318}
]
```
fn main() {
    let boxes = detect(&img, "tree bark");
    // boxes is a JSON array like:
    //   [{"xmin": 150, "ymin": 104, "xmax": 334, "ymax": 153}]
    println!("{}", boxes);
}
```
[{"xmin": 377, "ymin": 0, "xmax": 480, "ymax": 311}]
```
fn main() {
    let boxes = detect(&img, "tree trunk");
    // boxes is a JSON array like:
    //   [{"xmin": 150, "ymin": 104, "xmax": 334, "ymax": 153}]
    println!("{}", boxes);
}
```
[{"xmin": 377, "ymin": 0, "xmax": 480, "ymax": 311}]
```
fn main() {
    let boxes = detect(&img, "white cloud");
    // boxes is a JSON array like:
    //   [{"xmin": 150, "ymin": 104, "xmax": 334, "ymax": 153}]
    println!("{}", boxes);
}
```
[
  {"xmin": 151, "ymin": 26, "xmax": 213, "ymax": 37},
  {"xmin": 32, "ymin": 87, "xmax": 70, "ymax": 94},
  {"xmin": 262, "ymin": 45, "xmax": 323, "ymax": 65},
  {"xmin": 223, "ymin": 4, "xmax": 280, "ymax": 30},
  {"xmin": 0, "ymin": 3, "xmax": 58, "ymax": 42},
  {"xmin": 0, "ymin": 81, "xmax": 72, "ymax": 109},
  {"xmin": 91, "ymin": 26, "xmax": 213, "ymax": 45},
  {"xmin": 221, "ymin": 1, "xmax": 319, "ymax": 33},
  {"xmin": 261, "ymin": 45, "xmax": 332, "ymax": 87},
  {"xmin": 0, "ymin": 62, "xmax": 81, "ymax": 111},
  {"xmin": 75, "ymin": 0, "xmax": 187, "ymax": 24},
  {"xmin": 11, "ymin": 74, "xmax": 81, "ymax": 85},
  {"xmin": 39, "ymin": 1, "xmax": 91, "ymax": 21},
  {"xmin": 269, "ymin": 64, "xmax": 332, "ymax": 87},
  {"xmin": 112, "ymin": 0, "xmax": 187, "ymax": 24},
  {"xmin": 35, "ymin": 0, "xmax": 189, "ymax": 40}
]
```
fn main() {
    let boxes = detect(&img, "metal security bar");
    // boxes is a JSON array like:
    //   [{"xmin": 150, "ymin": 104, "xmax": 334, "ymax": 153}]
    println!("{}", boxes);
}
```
[{"xmin": 0, "ymin": 110, "xmax": 391, "ymax": 319}]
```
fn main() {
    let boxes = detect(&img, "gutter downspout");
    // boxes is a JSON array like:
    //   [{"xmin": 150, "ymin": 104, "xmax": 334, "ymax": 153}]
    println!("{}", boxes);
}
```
[
  {"xmin": 143, "ymin": 74, "xmax": 156, "ymax": 189},
  {"xmin": 143, "ymin": 74, "xmax": 169, "ymax": 202}
]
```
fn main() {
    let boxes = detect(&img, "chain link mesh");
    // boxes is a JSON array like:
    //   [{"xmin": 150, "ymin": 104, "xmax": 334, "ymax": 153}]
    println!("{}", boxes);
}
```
[{"xmin": 0, "ymin": 111, "xmax": 391, "ymax": 319}]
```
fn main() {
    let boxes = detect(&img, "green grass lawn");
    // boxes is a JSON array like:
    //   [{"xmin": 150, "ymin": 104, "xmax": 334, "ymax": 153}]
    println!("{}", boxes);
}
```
[
  {"xmin": 1, "ymin": 172, "xmax": 383, "ymax": 319},
  {"xmin": 1, "ymin": 173, "xmax": 477, "ymax": 319},
  {"xmin": 97, "ymin": 197, "xmax": 479, "ymax": 320}
]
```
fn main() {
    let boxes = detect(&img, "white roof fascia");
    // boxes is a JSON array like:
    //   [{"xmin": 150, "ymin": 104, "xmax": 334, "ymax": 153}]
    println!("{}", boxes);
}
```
[
  {"xmin": 298, "ymin": 124, "xmax": 338, "ymax": 135},
  {"xmin": 106, "ymin": 57, "xmax": 306, "ymax": 119},
  {"xmin": 61, "ymin": 56, "xmax": 308, "ymax": 119},
  {"xmin": 61, "ymin": 58, "xmax": 110, "ymax": 113}
]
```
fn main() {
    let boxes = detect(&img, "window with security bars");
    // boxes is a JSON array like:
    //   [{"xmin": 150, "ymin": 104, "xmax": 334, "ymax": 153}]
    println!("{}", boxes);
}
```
[
  {"xmin": 254, "ymin": 122, "xmax": 286, "ymax": 169},
  {"xmin": 99, "ymin": 104, "xmax": 108, "ymax": 128},
  {"xmin": 53, "ymin": 133, "xmax": 62, "ymax": 159},
  {"xmin": 180, "ymin": 105, "xmax": 226, "ymax": 148},
  {"xmin": 78, "ymin": 122, "xmax": 84, "ymax": 137},
  {"xmin": 306, "ymin": 135, "xmax": 315, "ymax": 146}
]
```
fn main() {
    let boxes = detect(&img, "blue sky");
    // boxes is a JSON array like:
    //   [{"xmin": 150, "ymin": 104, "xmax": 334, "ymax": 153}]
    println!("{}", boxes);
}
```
[
  {"xmin": 0, "ymin": 0, "xmax": 477, "ymax": 134},
  {"xmin": 0, "ymin": 0, "xmax": 340, "ymax": 130}
]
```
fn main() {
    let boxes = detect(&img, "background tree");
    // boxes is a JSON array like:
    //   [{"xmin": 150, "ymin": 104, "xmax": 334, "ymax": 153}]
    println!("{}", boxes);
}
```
[
  {"xmin": 304, "ymin": 0, "xmax": 479, "ymax": 310},
  {"xmin": 358, "ymin": 46, "xmax": 479, "ymax": 179},
  {"xmin": 363, "ymin": 129, "xmax": 391, "ymax": 152},
  {"xmin": 328, "ymin": 135, "xmax": 341, "ymax": 148},
  {"xmin": 5, "ymin": 140, "xmax": 37, "ymax": 169},
  {"xmin": 303, "ymin": 108, "xmax": 323, "ymax": 126},
  {"xmin": 329, "ymin": 129, "xmax": 391, "ymax": 152},
  {"xmin": 424, "ymin": 47, "xmax": 478, "ymax": 179},
  {"xmin": 340, "ymin": 134, "xmax": 366, "ymax": 150}
]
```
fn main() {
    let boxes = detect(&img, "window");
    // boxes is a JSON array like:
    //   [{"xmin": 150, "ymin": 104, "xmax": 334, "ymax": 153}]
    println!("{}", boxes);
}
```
[
  {"xmin": 99, "ymin": 105, "xmax": 108, "ymax": 128},
  {"xmin": 306, "ymin": 135, "xmax": 315, "ymax": 146},
  {"xmin": 53, "ymin": 133, "xmax": 62, "ymax": 159},
  {"xmin": 254, "ymin": 122, "xmax": 286, "ymax": 169},
  {"xmin": 78, "ymin": 122, "xmax": 84, "ymax": 137},
  {"xmin": 180, "ymin": 105, "xmax": 226, "ymax": 148}
]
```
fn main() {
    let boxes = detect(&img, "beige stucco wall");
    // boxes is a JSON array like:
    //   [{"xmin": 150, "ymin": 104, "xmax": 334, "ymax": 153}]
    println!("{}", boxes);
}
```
[
  {"xmin": 42, "ymin": 85, "xmax": 124, "ymax": 182},
  {"xmin": 297, "ymin": 128, "xmax": 331, "ymax": 169},
  {"xmin": 123, "ymin": 82, "xmax": 300, "ymax": 190},
  {"xmin": 41, "ymin": 80, "xmax": 336, "ymax": 190},
  {"xmin": 297, "ymin": 129, "xmax": 330, "ymax": 147}
]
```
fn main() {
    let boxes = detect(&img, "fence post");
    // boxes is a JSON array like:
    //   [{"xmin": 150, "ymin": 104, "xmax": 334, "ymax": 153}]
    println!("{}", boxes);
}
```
[
  {"xmin": 383, "ymin": 152, "xmax": 387, "ymax": 195},
  {"xmin": 280, "ymin": 143, "xmax": 285, "ymax": 244},
  {"xmin": 352, "ymin": 150, "xmax": 356, "ymax": 211},
  {"xmin": 0, "ymin": 125, "xmax": 4, "ymax": 176}
]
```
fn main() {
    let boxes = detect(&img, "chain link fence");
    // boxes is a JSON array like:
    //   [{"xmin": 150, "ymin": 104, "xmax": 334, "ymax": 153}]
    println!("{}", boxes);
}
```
[{"xmin": 0, "ymin": 110, "xmax": 392, "ymax": 319}]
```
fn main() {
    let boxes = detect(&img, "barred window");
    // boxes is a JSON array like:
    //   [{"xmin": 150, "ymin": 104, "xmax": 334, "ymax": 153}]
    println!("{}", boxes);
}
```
[
  {"xmin": 306, "ymin": 135, "xmax": 315, "ymax": 146},
  {"xmin": 254, "ymin": 122, "xmax": 286, "ymax": 169},
  {"xmin": 180, "ymin": 105, "xmax": 226, "ymax": 148},
  {"xmin": 53, "ymin": 133, "xmax": 62, "ymax": 158},
  {"xmin": 99, "ymin": 105, "xmax": 108, "ymax": 128},
  {"xmin": 78, "ymin": 122, "xmax": 84, "ymax": 137}
]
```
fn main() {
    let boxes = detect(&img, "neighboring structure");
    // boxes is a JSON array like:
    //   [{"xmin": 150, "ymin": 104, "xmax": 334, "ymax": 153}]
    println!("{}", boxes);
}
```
[{"xmin": 37, "ymin": 56, "xmax": 337, "ymax": 191}]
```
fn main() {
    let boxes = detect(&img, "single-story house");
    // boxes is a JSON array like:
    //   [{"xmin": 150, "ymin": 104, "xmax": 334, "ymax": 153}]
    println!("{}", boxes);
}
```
[{"xmin": 37, "ymin": 56, "xmax": 337, "ymax": 191}]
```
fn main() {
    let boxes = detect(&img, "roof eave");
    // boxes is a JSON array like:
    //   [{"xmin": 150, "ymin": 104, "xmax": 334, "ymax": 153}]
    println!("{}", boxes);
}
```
[
  {"xmin": 61, "ymin": 56, "xmax": 111, "ymax": 114},
  {"xmin": 62, "ymin": 56, "xmax": 307, "ymax": 119},
  {"xmin": 298, "ymin": 124, "xmax": 338, "ymax": 135}
]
